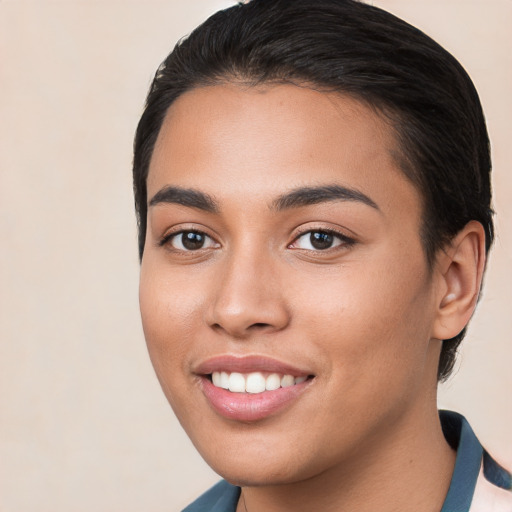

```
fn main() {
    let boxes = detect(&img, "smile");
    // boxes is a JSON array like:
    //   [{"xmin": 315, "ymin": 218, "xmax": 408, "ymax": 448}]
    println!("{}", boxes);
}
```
[
  {"xmin": 196, "ymin": 355, "xmax": 315, "ymax": 421},
  {"xmin": 211, "ymin": 371, "xmax": 308, "ymax": 394}
]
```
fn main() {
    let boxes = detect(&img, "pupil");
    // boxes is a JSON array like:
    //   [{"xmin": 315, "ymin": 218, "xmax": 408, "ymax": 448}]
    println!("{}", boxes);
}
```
[
  {"xmin": 182, "ymin": 231, "xmax": 205, "ymax": 250},
  {"xmin": 310, "ymin": 232, "xmax": 333, "ymax": 250}
]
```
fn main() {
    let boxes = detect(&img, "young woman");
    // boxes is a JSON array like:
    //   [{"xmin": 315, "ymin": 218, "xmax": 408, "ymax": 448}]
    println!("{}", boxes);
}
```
[{"xmin": 133, "ymin": 1, "xmax": 511, "ymax": 510}]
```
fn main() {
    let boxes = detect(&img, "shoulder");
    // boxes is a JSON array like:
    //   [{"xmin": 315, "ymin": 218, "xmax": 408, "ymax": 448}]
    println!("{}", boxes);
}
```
[{"xmin": 182, "ymin": 480, "xmax": 240, "ymax": 512}]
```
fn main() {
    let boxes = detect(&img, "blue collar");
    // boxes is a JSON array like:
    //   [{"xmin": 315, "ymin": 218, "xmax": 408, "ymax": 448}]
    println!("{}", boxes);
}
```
[
  {"xmin": 182, "ymin": 479, "xmax": 240, "ymax": 512},
  {"xmin": 439, "ymin": 410, "xmax": 483, "ymax": 512}
]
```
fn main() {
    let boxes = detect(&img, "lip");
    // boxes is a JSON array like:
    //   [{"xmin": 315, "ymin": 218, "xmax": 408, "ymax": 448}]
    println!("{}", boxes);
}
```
[
  {"xmin": 195, "ymin": 355, "xmax": 314, "ymax": 422},
  {"xmin": 194, "ymin": 354, "xmax": 310, "ymax": 376}
]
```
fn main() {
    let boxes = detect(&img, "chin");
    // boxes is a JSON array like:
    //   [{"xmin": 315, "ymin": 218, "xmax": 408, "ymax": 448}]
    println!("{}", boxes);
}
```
[
  {"xmin": 190, "ymin": 426, "xmax": 334, "ymax": 488},
  {"xmin": 210, "ymin": 458, "xmax": 309, "ymax": 488}
]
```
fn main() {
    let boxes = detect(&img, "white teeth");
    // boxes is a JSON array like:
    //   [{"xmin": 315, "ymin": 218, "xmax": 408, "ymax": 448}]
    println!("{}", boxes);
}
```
[
  {"xmin": 228, "ymin": 372, "xmax": 246, "ymax": 392},
  {"xmin": 246, "ymin": 372, "xmax": 266, "ymax": 393},
  {"xmin": 281, "ymin": 374, "xmax": 295, "ymax": 388},
  {"xmin": 211, "ymin": 371, "xmax": 309, "ymax": 393},
  {"xmin": 212, "ymin": 371, "xmax": 230, "ymax": 389},
  {"xmin": 265, "ymin": 373, "xmax": 281, "ymax": 391},
  {"xmin": 220, "ymin": 371, "xmax": 229, "ymax": 389},
  {"xmin": 212, "ymin": 372, "xmax": 222, "ymax": 387}
]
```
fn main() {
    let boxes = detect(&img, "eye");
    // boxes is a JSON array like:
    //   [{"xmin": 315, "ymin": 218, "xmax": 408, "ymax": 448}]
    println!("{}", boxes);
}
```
[
  {"xmin": 163, "ymin": 230, "xmax": 218, "ymax": 251},
  {"xmin": 290, "ymin": 230, "xmax": 354, "ymax": 251}
]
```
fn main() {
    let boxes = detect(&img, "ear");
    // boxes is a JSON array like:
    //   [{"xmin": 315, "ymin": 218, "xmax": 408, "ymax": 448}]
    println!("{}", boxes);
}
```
[{"xmin": 432, "ymin": 221, "xmax": 487, "ymax": 340}]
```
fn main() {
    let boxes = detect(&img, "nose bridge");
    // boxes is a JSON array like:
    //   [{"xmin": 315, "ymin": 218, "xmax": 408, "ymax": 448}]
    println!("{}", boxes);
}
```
[{"xmin": 207, "ymin": 238, "xmax": 289, "ymax": 337}]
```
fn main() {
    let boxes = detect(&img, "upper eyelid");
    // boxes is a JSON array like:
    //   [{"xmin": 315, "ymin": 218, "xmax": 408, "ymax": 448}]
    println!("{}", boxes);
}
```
[
  {"xmin": 289, "ymin": 227, "xmax": 357, "ymax": 251},
  {"xmin": 159, "ymin": 223, "xmax": 216, "ymax": 238},
  {"xmin": 292, "ymin": 226, "xmax": 355, "ymax": 242},
  {"xmin": 159, "ymin": 227, "xmax": 218, "ymax": 247}
]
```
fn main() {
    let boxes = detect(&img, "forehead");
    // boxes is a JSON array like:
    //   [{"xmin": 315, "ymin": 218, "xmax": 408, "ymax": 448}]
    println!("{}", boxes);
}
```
[{"xmin": 147, "ymin": 83, "xmax": 421, "ymax": 219}]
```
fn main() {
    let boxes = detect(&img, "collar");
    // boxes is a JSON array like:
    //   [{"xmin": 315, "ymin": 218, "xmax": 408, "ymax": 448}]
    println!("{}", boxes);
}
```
[{"xmin": 439, "ymin": 410, "xmax": 483, "ymax": 512}]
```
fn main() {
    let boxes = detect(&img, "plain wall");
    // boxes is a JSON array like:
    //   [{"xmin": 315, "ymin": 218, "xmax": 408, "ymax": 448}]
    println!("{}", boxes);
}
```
[{"xmin": 1, "ymin": 1, "xmax": 510, "ymax": 510}]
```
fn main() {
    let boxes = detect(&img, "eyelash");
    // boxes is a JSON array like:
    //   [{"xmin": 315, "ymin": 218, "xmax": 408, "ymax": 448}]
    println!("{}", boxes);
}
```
[
  {"xmin": 159, "ymin": 227, "xmax": 355, "ymax": 253},
  {"xmin": 289, "ymin": 228, "xmax": 356, "ymax": 252},
  {"xmin": 159, "ymin": 229, "xmax": 218, "ymax": 251}
]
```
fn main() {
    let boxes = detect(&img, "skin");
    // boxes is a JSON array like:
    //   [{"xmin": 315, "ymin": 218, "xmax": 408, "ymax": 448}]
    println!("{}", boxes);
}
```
[{"xmin": 139, "ymin": 84, "xmax": 486, "ymax": 512}]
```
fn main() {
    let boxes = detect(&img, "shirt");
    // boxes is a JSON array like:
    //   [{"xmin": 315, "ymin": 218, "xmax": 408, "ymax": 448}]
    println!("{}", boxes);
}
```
[{"xmin": 182, "ymin": 411, "xmax": 512, "ymax": 512}]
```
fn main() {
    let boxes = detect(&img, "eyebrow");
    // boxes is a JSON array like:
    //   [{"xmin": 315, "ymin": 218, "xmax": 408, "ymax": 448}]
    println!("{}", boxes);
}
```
[
  {"xmin": 271, "ymin": 185, "xmax": 379, "ymax": 211},
  {"xmin": 149, "ymin": 186, "xmax": 219, "ymax": 213}
]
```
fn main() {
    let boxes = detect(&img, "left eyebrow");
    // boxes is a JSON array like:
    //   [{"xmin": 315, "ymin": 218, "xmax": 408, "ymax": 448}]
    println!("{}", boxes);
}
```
[
  {"xmin": 148, "ymin": 185, "xmax": 219, "ymax": 213},
  {"xmin": 271, "ymin": 185, "xmax": 380, "ymax": 211}
]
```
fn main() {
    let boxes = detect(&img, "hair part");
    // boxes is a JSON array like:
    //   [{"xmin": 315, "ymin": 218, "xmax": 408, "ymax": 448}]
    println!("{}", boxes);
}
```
[{"xmin": 133, "ymin": 0, "xmax": 494, "ymax": 381}]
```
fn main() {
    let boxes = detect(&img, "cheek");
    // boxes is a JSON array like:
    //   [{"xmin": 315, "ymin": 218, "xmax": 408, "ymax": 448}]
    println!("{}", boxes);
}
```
[
  {"xmin": 293, "ymin": 256, "xmax": 435, "ymax": 386},
  {"xmin": 139, "ymin": 262, "xmax": 203, "ymax": 379}
]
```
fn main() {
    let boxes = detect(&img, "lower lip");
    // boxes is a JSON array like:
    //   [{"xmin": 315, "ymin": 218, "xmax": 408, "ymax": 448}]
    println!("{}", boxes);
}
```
[{"xmin": 200, "ymin": 377, "xmax": 312, "ymax": 422}]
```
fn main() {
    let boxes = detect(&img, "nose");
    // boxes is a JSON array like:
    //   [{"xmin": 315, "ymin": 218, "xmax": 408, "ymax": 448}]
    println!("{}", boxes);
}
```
[{"xmin": 205, "ymin": 247, "xmax": 291, "ymax": 339}]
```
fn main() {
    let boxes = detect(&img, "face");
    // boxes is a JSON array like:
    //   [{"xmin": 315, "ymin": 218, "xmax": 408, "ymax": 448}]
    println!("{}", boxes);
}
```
[{"xmin": 139, "ymin": 84, "xmax": 443, "ymax": 485}]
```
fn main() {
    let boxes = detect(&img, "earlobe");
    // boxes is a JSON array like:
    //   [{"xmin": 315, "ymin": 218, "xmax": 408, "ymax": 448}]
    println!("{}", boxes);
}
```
[{"xmin": 432, "ymin": 221, "xmax": 487, "ymax": 340}]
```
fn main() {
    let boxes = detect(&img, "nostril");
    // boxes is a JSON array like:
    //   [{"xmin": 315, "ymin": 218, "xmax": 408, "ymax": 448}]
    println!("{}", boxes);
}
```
[{"xmin": 250, "ymin": 322, "xmax": 272, "ymax": 329}]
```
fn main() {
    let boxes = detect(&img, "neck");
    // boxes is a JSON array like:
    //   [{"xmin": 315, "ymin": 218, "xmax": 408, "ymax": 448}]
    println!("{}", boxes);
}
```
[{"xmin": 237, "ymin": 404, "xmax": 456, "ymax": 512}]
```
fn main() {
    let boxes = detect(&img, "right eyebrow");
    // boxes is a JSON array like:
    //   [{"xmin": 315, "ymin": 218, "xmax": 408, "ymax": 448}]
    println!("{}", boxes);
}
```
[
  {"xmin": 148, "ymin": 186, "xmax": 219, "ymax": 213},
  {"xmin": 271, "ymin": 184, "xmax": 379, "ymax": 211}
]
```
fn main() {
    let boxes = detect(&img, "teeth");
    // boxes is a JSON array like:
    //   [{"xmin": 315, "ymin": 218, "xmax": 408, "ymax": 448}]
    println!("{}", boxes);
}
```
[
  {"xmin": 246, "ymin": 372, "xmax": 266, "ymax": 394},
  {"xmin": 211, "ymin": 371, "xmax": 309, "ymax": 393},
  {"xmin": 220, "ymin": 371, "xmax": 229, "ymax": 389},
  {"xmin": 281, "ymin": 374, "xmax": 295, "ymax": 388},
  {"xmin": 266, "ymin": 373, "xmax": 281, "ymax": 391},
  {"xmin": 212, "ymin": 372, "xmax": 222, "ymax": 387},
  {"xmin": 228, "ymin": 372, "xmax": 246, "ymax": 392}
]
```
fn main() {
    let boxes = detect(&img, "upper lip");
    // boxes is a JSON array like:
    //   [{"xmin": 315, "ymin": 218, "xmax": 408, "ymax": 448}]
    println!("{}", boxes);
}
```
[{"xmin": 194, "ymin": 354, "xmax": 312, "ymax": 377}]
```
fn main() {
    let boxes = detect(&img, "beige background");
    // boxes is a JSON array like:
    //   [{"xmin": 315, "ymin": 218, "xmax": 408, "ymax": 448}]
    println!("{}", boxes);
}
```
[{"xmin": 1, "ymin": 1, "xmax": 510, "ymax": 510}]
